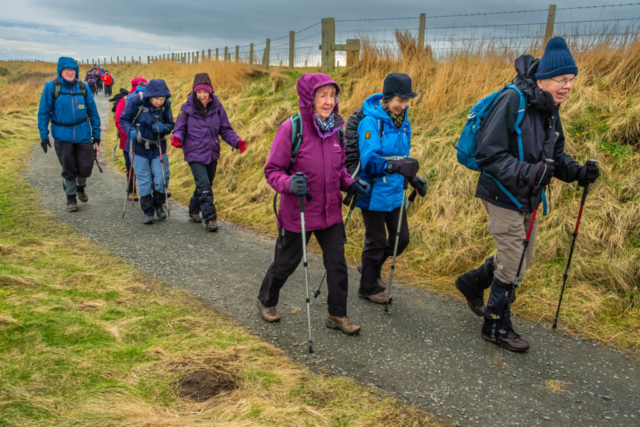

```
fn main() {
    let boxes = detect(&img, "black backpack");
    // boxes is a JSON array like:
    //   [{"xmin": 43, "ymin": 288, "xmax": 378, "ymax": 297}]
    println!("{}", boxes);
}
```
[
  {"xmin": 109, "ymin": 88, "xmax": 129, "ymax": 112},
  {"xmin": 343, "ymin": 108, "xmax": 385, "ymax": 176}
]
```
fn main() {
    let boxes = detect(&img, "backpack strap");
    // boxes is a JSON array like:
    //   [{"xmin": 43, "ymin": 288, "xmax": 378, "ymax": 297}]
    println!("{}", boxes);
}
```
[
  {"xmin": 290, "ymin": 113, "xmax": 303, "ymax": 165},
  {"xmin": 505, "ymin": 84, "xmax": 525, "ymax": 163},
  {"xmin": 53, "ymin": 78, "xmax": 61, "ymax": 102}
]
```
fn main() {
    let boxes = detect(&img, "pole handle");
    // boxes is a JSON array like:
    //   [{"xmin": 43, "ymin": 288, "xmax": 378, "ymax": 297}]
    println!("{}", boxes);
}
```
[{"xmin": 408, "ymin": 189, "xmax": 418, "ymax": 203}]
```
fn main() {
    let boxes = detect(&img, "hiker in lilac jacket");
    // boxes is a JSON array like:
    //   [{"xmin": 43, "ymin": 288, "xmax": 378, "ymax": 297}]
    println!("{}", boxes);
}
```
[
  {"xmin": 172, "ymin": 73, "xmax": 246, "ymax": 232},
  {"xmin": 257, "ymin": 73, "xmax": 369, "ymax": 335}
]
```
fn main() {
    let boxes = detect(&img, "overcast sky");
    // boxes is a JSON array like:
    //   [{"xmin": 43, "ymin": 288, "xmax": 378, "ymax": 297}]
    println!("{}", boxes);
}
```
[{"xmin": 0, "ymin": 0, "xmax": 638, "ymax": 62}]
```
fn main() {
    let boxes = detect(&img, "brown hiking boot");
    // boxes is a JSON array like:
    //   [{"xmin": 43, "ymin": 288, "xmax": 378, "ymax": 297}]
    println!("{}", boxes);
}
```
[
  {"xmin": 326, "ymin": 315, "xmax": 361, "ymax": 335},
  {"xmin": 67, "ymin": 195, "xmax": 78, "ymax": 212},
  {"xmin": 358, "ymin": 290, "xmax": 391, "ymax": 304},
  {"xmin": 128, "ymin": 193, "xmax": 139, "ymax": 202},
  {"xmin": 257, "ymin": 299, "xmax": 280, "ymax": 323},
  {"xmin": 482, "ymin": 329, "xmax": 530, "ymax": 353},
  {"xmin": 77, "ymin": 189, "xmax": 88, "ymax": 203}
]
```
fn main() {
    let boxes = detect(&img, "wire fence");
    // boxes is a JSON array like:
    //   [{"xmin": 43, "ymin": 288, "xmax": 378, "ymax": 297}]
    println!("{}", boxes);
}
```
[{"xmin": 76, "ymin": 2, "xmax": 640, "ymax": 68}]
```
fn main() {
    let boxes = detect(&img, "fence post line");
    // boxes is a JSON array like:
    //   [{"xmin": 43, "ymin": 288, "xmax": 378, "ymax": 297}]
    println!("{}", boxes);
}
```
[
  {"xmin": 418, "ymin": 13, "xmax": 426, "ymax": 50},
  {"xmin": 215, "ymin": 48, "xmax": 219, "ymax": 60},
  {"xmin": 208, "ymin": 49, "xmax": 211, "ymax": 60},
  {"xmin": 117, "ymin": 56, "xmax": 120, "ymax": 64},
  {"xmin": 236, "ymin": 45, "xmax": 240, "ymax": 63},
  {"xmin": 289, "ymin": 31, "xmax": 295, "ymax": 69},
  {"xmin": 249, "ymin": 43, "xmax": 254, "ymax": 65},
  {"xmin": 132, "ymin": 56, "xmax": 135, "ymax": 63},
  {"xmin": 202, "ymin": 50, "xmax": 205, "ymax": 62},
  {"xmin": 544, "ymin": 4, "xmax": 557, "ymax": 45},
  {"xmin": 320, "ymin": 18, "xmax": 335, "ymax": 72},
  {"xmin": 264, "ymin": 38, "xmax": 271, "ymax": 69},
  {"xmin": 305, "ymin": 60, "xmax": 308, "ymax": 68},
  {"xmin": 224, "ymin": 46, "xmax": 228, "ymax": 62}
]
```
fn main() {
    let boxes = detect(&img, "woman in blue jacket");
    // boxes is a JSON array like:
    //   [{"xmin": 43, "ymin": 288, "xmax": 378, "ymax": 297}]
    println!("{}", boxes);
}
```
[
  {"xmin": 355, "ymin": 73, "xmax": 426, "ymax": 304},
  {"xmin": 119, "ymin": 79, "xmax": 174, "ymax": 224},
  {"xmin": 38, "ymin": 57, "xmax": 101, "ymax": 212}
]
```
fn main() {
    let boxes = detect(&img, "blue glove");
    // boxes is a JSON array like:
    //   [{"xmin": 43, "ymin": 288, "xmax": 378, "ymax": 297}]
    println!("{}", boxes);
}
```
[
  {"xmin": 129, "ymin": 129, "xmax": 138, "ymax": 143},
  {"xmin": 155, "ymin": 122, "xmax": 167, "ymax": 135},
  {"xmin": 350, "ymin": 179, "xmax": 370, "ymax": 199},
  {"xmin": 289, "ymin": 173, "xmax": 308, "ymax": 196}
]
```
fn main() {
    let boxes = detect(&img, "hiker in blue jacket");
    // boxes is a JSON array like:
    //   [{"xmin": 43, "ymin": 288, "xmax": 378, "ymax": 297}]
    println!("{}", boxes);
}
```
[
  {"xmin": 38, "ymin": 57, "xmax": 101, "ymax": 212},
  {"xmin": 119, "ymin": 79, "xmax": 174, "ymax": 224},
  {"xmin": 355, "ymin": 73, "xmax": 426, "ymax": 304},
  {"xmin": 454, "ymin": 37, "xmax": 600, "ymax": 352}
]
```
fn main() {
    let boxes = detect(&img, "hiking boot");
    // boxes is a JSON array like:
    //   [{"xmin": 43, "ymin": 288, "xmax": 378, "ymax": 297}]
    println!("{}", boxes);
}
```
[
  {"xmin": 482, "ymin": 328, "xmax": 530, "ymax": 353},
  {"xmin": 76, "ymin": 186, "xmax": 88, "ymax": 203},
  {"xmin": 205, "ymin": 220, "xmax": 219, "ymax": 232},
  {"xmin": 128, "ymin": 192, "xmax": 139, "ymax": 202},
  {"xmin": 455, "ymin": 275, "xmax": 485, "ymax": 317},
  {"xmin": 143, "ymin": 213, "xmax": 154, "ymax": 224},
  {"xmin": 257, "ymin": 299, "xmax": 280, "ymax": 323},
  {"xmin": 358, "ymin": 290, "xmax": 391, "ymax": 304},
  {"xmin": 326, "ymin": 315, "xmax": 361, "ymax": 335},
  {"xmin": 155, "ymin": 207, "xmax": 167, "ymax": 220},
  {"xmin": 189, "ymin": 213, "xmax": 202, "ymax": 223},
  {"xmin": 357, "ymin": 264, "xmax": 387, "ymax": 290},
  {"xmin": 67, "ymin": 195, "xmax": 78, "ymax": 212}
]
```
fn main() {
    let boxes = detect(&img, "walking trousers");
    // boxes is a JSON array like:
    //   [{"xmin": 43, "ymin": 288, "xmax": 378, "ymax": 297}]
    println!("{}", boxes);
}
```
[
  {"xmin": 188, "ymin": 161, "xmax": 217, "ymax": 222},
  {"xmin": 359, "ymin": 206, "xmax": 410, "ymax": 296},
  {"xmin": 258, "ymin": 222, "xmax": 349, "ymax": 317},
  {"xmin": 54, "ymin": 141, "xmax": 94, "ymax": 196}
]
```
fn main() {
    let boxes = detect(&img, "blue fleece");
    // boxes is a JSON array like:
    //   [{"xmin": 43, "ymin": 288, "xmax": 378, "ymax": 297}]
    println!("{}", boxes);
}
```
[
  {"xmin": 119, "ymin": 79, "xmax": 174, "ymax": 160},
  {"xmin": 37, "ymin": 57, "xmax": 101, "ymax": 143},
  {"xmin": 355, "ymin": 93, "xmax": 412, "ymax": 212}
]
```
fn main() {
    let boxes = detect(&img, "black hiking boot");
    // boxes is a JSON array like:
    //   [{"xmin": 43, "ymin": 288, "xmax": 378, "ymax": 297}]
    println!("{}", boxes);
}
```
[
  {"xmin": 189, "ymin": 212, "xmax": 202, "ymax": 223},
  {"xmin": 76, "ymin": 186, "xmax": 88, "ymax": 203},
  {"xmin": 455, "ymin": 257, "xmax": 495, "ymax": 317},
  {"xmin": 67, "ymin": 195, "xmax": 78, "ymax": 212},
  {"xmin": 481, "ymin": 326, "xmax": 530, "ymax": 353}
]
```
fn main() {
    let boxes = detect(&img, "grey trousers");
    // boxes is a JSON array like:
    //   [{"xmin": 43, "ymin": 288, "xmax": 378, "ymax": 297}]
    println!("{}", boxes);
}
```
[{"xmin": 482, "ymin": 200, "xmax": 539, "ymax": 285}]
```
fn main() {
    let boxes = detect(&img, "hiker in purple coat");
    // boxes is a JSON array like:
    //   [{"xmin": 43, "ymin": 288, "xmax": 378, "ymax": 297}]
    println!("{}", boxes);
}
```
[
  {"xmin": 172, "ymin": 73, "xmax": 246, "ymax": 232},
  {"xmin": 257, "ymin": 73, "xmax": 369, "ymax": 335}
]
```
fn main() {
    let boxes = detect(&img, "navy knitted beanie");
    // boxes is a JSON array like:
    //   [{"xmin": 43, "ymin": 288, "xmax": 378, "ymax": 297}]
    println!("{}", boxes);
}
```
[{"xmin": 534, "ymin": 37, "xmax": 578, "ymax": 80}]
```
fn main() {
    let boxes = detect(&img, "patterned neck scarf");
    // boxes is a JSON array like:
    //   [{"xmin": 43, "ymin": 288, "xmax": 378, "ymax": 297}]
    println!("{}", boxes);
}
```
[
  {"xmin": 384, "ymin": 105, "xmax": 406, "ymax": 129},
  {"xmin": 315, "ymin": 112, "xmax": 335, "ymax": 132}
]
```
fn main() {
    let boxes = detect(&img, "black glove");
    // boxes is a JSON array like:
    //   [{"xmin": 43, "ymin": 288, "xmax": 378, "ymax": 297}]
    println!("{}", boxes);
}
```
[
  {"xmin": 93, "ymin": 138, "xmax": 100, "ymax": 145},
  {"xmin": 289, "ymin": 173, "xmax": 308, "ymax": 196},
  {"xmin": 349, "ymin": 179, "xmax": 370, "ymax": 199},
  {"xmin": 41, "ymin": 139, "xmax": 51, "ymax": 154},
  {"xmin": 385, "ymin": 157, "xmax": 419, "ymax": 179},
  {"xmin": 529, "ymin": 161, "xmax": 556, "ymax": 189},
  {"xmin": 578, "ymin": 162, "xmax": 600, "ymax": 187},
  {"xmin": 410, "ymin": 176, "xmax": 427, "ymax": 197}
]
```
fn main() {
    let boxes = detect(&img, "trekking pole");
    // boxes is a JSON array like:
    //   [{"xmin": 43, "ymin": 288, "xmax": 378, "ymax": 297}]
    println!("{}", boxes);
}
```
[
  {"xmin": 513, "ymin": 159, "xmax": 555, "ymax": 288},
  {"xmin": 112, "ymin": 144, "xmax": 117, "ymax": 161},
  {"xmin": 157, "ymin": 144, "xmax": 170, "ymax": 218},
  {"xmin": 552, "ymin": 159, "xmax": 598, "ymax": 329},
  {"xmin": 93, "ymin": 143, "xmax": 103, "ymax": 173},
  {"xmin": 385, "ymin": 178, "xmax": 410, "ymax": 313},
  {"xmin": 296, "ymin": 175, "xmax": 314, "ymax": 354},
  {"xmin": 122, "ymin": 139, "xmax": 136, "ymax": 219},
  {"xmin": 313, "ymin": 195, "xmax": 358, "ymax": 299}
]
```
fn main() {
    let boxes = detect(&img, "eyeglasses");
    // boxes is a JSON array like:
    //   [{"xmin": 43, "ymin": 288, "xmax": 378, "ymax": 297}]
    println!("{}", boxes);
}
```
[{"xmin": 549, "ymin": 77, "xmax": 576, "ymax": 87}]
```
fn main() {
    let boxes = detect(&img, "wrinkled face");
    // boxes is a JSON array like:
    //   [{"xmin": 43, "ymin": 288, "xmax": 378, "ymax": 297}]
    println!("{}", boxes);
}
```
[
  {"xmin": 537, "ymin": 74, "xmax": 576, "ymax": 105},
  {"xmin": 61, "ymin": 68, "xmax": 76, "ymax": 82},
  {"xmin": 313, "ymin": 84, "xmax": 337, "ymax": 120},
  {"xmin": 151, "ymin": 97, "xmax": 166, "ymax": 108},
  {"xmin": 196, "ymin": 89, "xmax": 210, "ymax": 103},
  {"xmin": 387, "ymin": 96, "xmax": 410, "ymax": 115}
]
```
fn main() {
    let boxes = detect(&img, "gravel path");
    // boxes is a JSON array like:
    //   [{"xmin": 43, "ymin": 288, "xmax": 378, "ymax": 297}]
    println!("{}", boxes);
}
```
[{"xmin": 25, "ymin": 96, "xmax": 640, "ymax": 426}]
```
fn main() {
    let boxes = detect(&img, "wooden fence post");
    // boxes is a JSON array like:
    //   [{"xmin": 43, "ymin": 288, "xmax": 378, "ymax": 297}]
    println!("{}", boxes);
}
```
[
  {"xmin": 346, "ymin": 39, "xmax": 360, "ymax": 67},
  {"xmin": 418, "ymin": 13, "xmax": 426, "ymax": 51},
  {"xmin": 216, "ymin": 48, "xmax": 219, "ymax": 60},
  {"xmin": 117, "ymin": 56, "xmax": 120, "ymax": 64},
  {"xmin": 264, "ymin": 38, "xmax": 271, "ymax": 69},
  {"xmin": 289, "ymin": 31, "xmax": 295, "ymax": 69},
  {"xmin": 208, "ymin": 49, "xmax": 211, "ymax": 60},
  {"xmin": 249, "ymin": 43, "xmax": 254, "ymax": 65},
  {"xmin": 544, "ymin": 4, "xmax": 557, "ymax": 45},
  {"xmin": 320, "ymin": 18, "xmax": 335, "ymax": 72},
  {"xmin": 202, "ymin": 50, "xmax": 205, "ymax": 61},
  {"xmin": 236, "ymin": 45, "xmax": 240, "ymax": 63},
  {"xmin": 224, "ymin": 46, "xmax": 228, "ymax": 62}
]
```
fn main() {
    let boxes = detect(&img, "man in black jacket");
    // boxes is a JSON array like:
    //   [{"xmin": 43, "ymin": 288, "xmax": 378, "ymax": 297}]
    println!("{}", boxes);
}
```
[{"xmin": 455, "ymin": 37, "xmax": 600, "ymax": 352}]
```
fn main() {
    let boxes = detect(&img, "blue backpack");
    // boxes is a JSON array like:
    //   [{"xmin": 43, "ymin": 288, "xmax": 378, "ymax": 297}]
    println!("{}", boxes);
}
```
[{"xmin": 453, "ymin": 84, "xmax": 529, "ymax": 210}]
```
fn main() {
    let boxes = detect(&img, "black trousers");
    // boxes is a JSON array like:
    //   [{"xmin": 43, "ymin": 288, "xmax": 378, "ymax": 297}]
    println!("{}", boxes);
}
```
[
  {"xmin": 188, "ymin": 161, "xmax": 217, "ymax": 221},
  {"xmin": 359, "ymin": 206, "xmax": 410, "ymax": 296},
  {"xmin": 258, "ymin": 222, "xmax": 349, "ymax": 317},
  {"xmin": 89, "ymin": 84, "xmax": 97, "ymax": 95},
  {"xmin": 104, "ymin": 84, "xmax": 113, "ymax": 97},
  {"xmin": 54, "ymin": 141, "xmax": 94, "ymax": 180}
]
